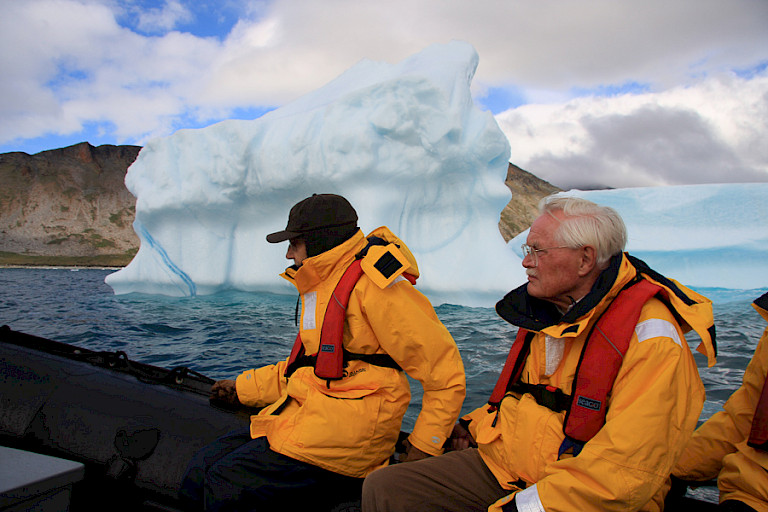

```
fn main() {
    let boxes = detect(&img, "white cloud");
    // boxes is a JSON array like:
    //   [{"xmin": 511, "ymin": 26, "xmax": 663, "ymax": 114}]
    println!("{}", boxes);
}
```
[
  {"xmin": 0, "ymin": 0, "xmax": 222, "ymax": 143},
  {"xmin": 0, "ymin": 0, "xmax": 766, "ymax": 188},
  {"xmin": 193, "ymin": 0, "xmax": 768, "ymax": 107},
  {"xmin": 496, "ymin": 74, "xmax": 768, "ymax": 188}
]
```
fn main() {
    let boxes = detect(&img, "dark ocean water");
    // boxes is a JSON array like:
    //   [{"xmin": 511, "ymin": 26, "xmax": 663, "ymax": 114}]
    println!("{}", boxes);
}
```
[{"xmin": 2, "ymin": 267, "xmax": 765, "ymax": 428}]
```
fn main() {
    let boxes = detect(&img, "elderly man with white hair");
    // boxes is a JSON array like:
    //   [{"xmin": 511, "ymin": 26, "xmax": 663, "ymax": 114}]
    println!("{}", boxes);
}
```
[{"xmin": 362, "ymin": 194, "xmax": 717, "ymax": 512}]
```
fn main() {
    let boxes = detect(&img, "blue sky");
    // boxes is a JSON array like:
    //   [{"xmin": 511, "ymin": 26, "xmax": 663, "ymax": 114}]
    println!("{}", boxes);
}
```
[
  {"xmin": 1, "ymin": 0, "xmax": 766, "ymax": 187},
  {"xmin": 118, "ymin": 0, "xmax": 244, "ymax": 38}
]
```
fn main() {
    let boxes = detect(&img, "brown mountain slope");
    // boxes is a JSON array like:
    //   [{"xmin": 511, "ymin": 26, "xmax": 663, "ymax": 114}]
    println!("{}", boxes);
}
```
[
  {"xmin": 0, "ymin": 142, "xmax": 141, "ymax": 266},
  {"xmin": 499, "ymin": 162, "xmax": 561, "ymax": 242}
]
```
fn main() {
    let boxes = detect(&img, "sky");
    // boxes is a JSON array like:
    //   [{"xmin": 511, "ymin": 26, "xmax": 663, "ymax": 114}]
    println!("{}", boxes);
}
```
[{"xmin": 1, "ymin": 0, "xmax": 767, "ymax": 189}]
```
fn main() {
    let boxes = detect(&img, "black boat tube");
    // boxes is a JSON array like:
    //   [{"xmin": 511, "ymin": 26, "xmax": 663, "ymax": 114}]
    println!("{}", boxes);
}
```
[{"xmin": 0, "ymin": 325, "xmax": 254, "ymax": 511}]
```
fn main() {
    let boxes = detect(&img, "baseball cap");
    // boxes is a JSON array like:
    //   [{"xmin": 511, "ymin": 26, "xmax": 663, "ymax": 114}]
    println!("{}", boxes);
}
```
[{"xmin": 266, "ymin": 194, "xmax": 358, "ymax": 243}]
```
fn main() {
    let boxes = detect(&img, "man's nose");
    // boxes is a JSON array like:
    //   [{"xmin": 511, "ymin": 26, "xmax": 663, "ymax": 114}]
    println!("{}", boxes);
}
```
[{"xmin": 522, "ymin": 253, "xmax": 535, "ymax": 268}]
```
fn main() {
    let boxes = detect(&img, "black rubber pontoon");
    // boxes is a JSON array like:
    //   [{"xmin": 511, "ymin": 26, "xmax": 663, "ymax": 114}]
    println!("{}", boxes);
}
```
[{"xmin": 0, "ymin": 325, "xmax": 253, "ymax": 511}]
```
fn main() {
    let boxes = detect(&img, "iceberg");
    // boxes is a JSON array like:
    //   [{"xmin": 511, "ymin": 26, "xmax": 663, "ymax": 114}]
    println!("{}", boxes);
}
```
[
  {"xmin": 106, "ymin": 41, "xmax": 518, "ymax": 306},
  {"xmin": 517, "ymin": 185, "xmax": 768, "ymax": 292},
  {"xmin": 106, "ymin": 41, "xmax": 768, "ymax": 307}
]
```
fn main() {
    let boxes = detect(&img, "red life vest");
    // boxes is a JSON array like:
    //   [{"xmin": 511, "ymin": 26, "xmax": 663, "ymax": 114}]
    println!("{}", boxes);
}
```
[
  {"xmin": 284, "ymin": 254, "xmax": 416, "ymax": 381},
  {"xmin": 488, "ymin": 278, "xmax": 663, "ymax": 455},
  {"xmin": 748, "ymin": 378, "xmax": 768, "ymax": 450}
]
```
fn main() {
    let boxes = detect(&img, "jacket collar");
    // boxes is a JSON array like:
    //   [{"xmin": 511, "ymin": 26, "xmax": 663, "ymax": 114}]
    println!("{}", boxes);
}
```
[
  {"xmin": 495, "ymin": 253, "xmax": 636, "ymax": 334},
  {"xmin": 497, "ymin": 252, "xmax": 718, "ymax": 366},
  {"xmin": 281, "ymin": 229, "xmax": 366, "ymax": 292}
]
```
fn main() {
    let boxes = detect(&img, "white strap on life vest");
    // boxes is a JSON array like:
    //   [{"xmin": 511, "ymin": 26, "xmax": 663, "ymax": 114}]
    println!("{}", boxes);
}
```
[
  {"xmin": 302, "ymin": 291, "xmax": 317, "ymax": 330},
  {"xmin": 545, "ymin": 335, "xmax": 564, "ymax": 375},
  {"xmin": 635, "ymin": 318, "xmax": 682, "ymax": 346}
]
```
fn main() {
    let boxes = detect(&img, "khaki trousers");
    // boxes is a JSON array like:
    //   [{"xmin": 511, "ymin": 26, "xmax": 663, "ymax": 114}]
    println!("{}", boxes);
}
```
[{"xmin": 362, "ymin": 448, "xmax": 508, "ymax": 512}]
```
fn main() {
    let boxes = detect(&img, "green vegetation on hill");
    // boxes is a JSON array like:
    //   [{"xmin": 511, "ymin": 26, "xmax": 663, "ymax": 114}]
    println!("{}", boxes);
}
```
[{"xmin": 0, "ymin": 250, "xmax": 137, "ymax": 268}]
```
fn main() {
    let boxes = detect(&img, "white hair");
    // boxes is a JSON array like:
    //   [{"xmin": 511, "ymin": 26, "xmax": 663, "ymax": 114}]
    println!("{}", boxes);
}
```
[{"xmin": 539, "ymin": 195, "xmax": 627, "ymax": 268}]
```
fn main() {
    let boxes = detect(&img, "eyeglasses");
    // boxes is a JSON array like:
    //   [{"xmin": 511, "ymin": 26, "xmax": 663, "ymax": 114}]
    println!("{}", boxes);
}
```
[{"xmin": 520, "ymin": 244, "xmax": 571, "ymax": 266}]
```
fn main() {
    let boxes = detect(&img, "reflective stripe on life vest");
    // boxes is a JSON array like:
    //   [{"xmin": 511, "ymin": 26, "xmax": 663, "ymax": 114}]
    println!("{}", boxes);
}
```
[{"xmin": 488, "ymin": 278, "xmax": 663, "ymax": 455}]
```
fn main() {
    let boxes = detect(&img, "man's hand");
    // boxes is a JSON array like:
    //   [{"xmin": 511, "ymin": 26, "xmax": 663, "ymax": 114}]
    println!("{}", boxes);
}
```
[
  {"xmin": 446, "ymin": 421, "xmax": 477, "ymax": 452},
  {"xmin": 210, "ymin": 379, "xmax": 241, "ymax": 406},
  {"xmin": 400, "ymin": 438, "xmax": 432, "ymax": 463}
]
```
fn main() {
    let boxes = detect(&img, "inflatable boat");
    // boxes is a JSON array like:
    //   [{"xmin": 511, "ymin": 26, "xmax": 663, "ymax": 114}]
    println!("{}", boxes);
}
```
[{"xmin": 0, "ymin": 325, "xmax": 261, "ymax": 511}]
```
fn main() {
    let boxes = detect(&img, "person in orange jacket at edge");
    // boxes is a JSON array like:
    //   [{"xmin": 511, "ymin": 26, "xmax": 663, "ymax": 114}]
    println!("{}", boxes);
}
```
[
  {"xmin": 362, "ymin": 194, "xmax": 717, "ymax": 512},
  {"xmin": 669, "ymin": 291, "xmax": 768, "ymax": 512},
  {"xmin": 179, "ymin": 193, "xmax": 466, "ymax": 511}
]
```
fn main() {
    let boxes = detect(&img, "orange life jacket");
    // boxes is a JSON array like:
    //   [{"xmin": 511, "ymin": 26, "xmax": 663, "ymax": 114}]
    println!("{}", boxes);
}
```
[
  {"xmin": 284, "ymin": 239, "xmax": 415, "ymax": 382},
  {"xmin": 488, "ymin": 277, "xmax": 663, "ymax": 456}
]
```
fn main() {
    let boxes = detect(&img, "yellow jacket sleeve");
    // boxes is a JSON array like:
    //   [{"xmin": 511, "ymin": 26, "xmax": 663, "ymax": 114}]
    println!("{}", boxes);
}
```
[
  {"xmin": 235, "ymin": 359, "xmax": 290, "ymax": 408},
  {"xmin": 360, "ymin": 279, "xmax": 466, "ymax": 456},
  {"xmin": 674, "ymin": 325, "xmax": 768, "ymax": 481}
]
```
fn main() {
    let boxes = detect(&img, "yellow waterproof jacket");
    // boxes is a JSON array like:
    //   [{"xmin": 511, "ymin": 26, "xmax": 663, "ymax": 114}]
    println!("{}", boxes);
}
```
[
  {"xmin": 470, "ymin": 253, "xmax": 716, "ymax": 512},
  {"xmin": 673, "ymin": 292, "xmax": 768, "ymax": 510},
  {"xmin": 235, "ymin": 227, "xmax": 466, "ymax": 478}
]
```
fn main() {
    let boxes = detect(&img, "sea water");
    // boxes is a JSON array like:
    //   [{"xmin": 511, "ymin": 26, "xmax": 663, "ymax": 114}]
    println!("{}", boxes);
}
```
[
  {"xmin": 1, "ymin": 267, "xmax": 765, "ymax": 503},
  {"xmin": 2, "ymin": 267, "xmax": 765, "ymax": 426}
]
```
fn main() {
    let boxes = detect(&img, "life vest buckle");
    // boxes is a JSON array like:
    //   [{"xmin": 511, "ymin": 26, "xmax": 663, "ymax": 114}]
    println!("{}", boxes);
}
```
[{"xmin": 541, "ymin": 385, "xmax": 561, "ymax": 412}]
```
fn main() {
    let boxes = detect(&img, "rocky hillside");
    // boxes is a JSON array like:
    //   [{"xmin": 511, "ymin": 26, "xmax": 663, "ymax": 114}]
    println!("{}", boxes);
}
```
[
  {"xmin": 0, "ymin": 142, "xmax": 559, "ymax": 266},
  {"xmin": 0, "ymin": 142, "xmax": 141, "ymax": 266},
  {"xmin": 499, "ymin": 162, "xmax": 561, "ymax": 241}
]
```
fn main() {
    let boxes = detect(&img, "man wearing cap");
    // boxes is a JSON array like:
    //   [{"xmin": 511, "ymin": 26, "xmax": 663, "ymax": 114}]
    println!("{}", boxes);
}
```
[{"xmin": 180, "ymin": 194, "xmax": 465, "ymax": 511}]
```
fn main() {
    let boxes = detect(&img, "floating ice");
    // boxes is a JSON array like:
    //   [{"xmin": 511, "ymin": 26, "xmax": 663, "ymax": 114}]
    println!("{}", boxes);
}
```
[
  {"xmin": 516, "ymin": 185, "xmax": 768, "ymax": 292},
  {"xmin": 106, "ymin": 41, "xmax": 517, "ymax": 306},
  {"xmin": 106, "ymin": 41, "xmax": 768, "ymax": 307}
]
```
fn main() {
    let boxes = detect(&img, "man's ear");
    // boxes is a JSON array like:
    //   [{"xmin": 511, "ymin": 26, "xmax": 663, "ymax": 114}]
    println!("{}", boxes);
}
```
[{"xmin": 577, "ymin": 246, "xmax": 598, "ymax": 277}]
